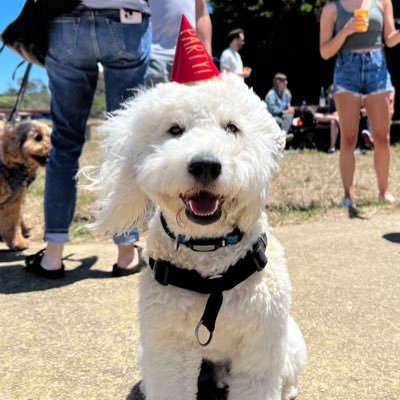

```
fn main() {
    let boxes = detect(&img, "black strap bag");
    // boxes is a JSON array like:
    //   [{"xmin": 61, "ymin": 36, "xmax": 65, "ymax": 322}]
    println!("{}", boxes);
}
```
[{"xmin": 1, "ymin": 0, "xmax": 80, "ymax": 67}]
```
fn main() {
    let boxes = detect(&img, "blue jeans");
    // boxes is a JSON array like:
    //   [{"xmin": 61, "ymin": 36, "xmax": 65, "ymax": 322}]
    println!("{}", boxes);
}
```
[
  {"xmin": 332, "ymin": 49, "xmax": 394, "ymax": 98},
  {"xmin": 273, "ymin": 113, "xmax": 293, "ymax": 134},
  {"xmin": 44, "ymin": 9, "xmax": 151, "ymax": 244}
]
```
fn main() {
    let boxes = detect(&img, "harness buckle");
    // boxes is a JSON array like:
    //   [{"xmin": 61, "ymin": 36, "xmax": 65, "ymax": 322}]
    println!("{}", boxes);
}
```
[
  {"xmin": 152, "ymin": 260, "xmax": 169, "ymax": 286},
  {"xmin": 190, "ymin": 243, "xmax": 218, "ymax": 252}
]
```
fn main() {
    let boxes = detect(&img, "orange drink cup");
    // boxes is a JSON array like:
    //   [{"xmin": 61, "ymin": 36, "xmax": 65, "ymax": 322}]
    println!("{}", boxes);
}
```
[
  {"xmin": 354, "ymin": 9, "xmax": 369, "ymax": 32},
  {"xmin": 242, "ymin": 67, "xmax": 252, "ymax": 78}
]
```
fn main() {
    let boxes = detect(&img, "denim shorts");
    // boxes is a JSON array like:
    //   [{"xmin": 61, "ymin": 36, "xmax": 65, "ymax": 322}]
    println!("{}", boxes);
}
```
[{"xmin": 332, "ymin": 49, "xmax": 394, "ymax": 98}]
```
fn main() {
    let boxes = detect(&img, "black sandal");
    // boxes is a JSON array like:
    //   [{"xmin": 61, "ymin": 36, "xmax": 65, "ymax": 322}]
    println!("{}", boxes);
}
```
[
  {"xmin": 25, "ymin": 249, "xmax": 65, "ymax": 279},
  {"xmin": 112, "ymin": 245, "xmax": 147, "ymax": 277}
]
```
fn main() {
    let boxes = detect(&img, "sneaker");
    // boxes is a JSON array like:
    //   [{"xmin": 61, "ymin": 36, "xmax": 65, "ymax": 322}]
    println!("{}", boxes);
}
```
[
  {"xmin": 285, "ymin": 132, "xmax": 294, "ymax": 143},
  {"xmin": 362, "ymin": 129, "xmax": 374, "ymax": 148},
  {"xmin": 341, "ymin": 197, "xmax": 354, "ymax": 208},
  {"xmin": 327, "ymin": 147, "xmax": 336, "ymax": 154},
  {"xmin": 379, "ymin": 193, "xmax": 397, "ymax": 205}
]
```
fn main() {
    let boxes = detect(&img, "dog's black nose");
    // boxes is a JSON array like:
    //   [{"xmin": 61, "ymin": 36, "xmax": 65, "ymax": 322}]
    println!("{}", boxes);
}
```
[{"xmin": 188, "ymin": 156, "xmax": 222, "ymax": 185}]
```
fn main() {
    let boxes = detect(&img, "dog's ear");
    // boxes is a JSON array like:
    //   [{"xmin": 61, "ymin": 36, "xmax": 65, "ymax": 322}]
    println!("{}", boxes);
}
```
[
  {"xmin": 82, "ymin": 98, "xmax": 152, "ymax": 235},
  {"xmin": 0, "ymin": 124, "xmax": 26, "ymax": 167},
  {"xmin": 84, "ymin": 161, "xmax": 152, "ymax": 235}
]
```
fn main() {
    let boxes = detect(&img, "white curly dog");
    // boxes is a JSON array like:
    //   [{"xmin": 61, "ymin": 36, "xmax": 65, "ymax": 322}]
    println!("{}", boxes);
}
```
[{"xmin": 88, "ymin": 74, "xmax": 307, "ymax": 400}]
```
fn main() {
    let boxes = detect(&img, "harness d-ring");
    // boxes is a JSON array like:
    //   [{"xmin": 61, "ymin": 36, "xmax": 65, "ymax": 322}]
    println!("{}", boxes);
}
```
[{"xmin": 195, "ymin": 319, "xmax": 213, "ymax": 346}]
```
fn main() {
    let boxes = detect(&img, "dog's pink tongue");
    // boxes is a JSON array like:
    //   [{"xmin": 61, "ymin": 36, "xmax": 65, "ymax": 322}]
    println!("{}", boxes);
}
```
[{"xmin": 189, "ymin": 198, "xmax": 219, "ymax": 216}]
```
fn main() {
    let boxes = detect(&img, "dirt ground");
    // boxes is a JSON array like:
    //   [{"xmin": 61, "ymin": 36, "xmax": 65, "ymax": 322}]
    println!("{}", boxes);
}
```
[{"xmin": 0, "ymin": 210, "xmax": 399, "ymax": 400}]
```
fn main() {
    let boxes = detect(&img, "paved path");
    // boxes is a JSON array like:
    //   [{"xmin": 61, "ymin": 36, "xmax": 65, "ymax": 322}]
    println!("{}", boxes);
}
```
[{"xmin": 1, "ymin": 212, "xmax": 399, "ymax": 400}]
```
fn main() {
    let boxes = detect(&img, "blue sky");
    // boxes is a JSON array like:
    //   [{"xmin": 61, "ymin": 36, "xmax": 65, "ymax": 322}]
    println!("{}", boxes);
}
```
[{"xmin": 0, "ymin": 0, "xmax": 48, "ymax": 93}]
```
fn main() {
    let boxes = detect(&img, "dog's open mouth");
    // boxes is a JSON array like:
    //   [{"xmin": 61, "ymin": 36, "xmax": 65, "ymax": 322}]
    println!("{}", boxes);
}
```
[
  {"xmin": 181, "ymin": 191, "xmax": 223, "ymax": 225},
  {"xmin": 31, "ymin": 155, "xmax": 49, "ymax": 166}
]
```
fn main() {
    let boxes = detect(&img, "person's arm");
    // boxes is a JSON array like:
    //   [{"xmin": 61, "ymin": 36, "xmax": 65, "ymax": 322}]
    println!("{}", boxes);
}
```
[
  {"xmin": 382, "ymin": 0, "xmax": 400, "ymax": 47},
  {"xmin": 195, "ymin": 0, "xmax": 212, "ymax": 55},
  {"xmin": 287, "ymin": 89, "xmax": 292, "ymax": 107},
  {"xmin": 265, "ymin": 91, "xmax": 282, "ymax": 116},
  {"xmin": 285, "ymin": 90, "xmax": 295, "ymax": 114},
  {"xmin": 319, "ymin": 2, "xmax": 358, "ymax": 60}
]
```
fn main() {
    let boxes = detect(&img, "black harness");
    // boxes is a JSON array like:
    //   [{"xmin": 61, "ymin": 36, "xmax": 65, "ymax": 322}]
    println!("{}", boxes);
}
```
[
  {"xmin": 0, "ymin": 159, "xmax": 33, "ymax": 207},
  {"xmin": 160, "ymin": 213, "xmax": 244, "ymax": 252},
  {"xmin": 150, "ymin": 214, "xmax": 268, "ymax": 346}
]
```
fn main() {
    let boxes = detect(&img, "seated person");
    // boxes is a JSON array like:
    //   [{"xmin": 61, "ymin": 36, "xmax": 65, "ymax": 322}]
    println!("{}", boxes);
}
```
[
  {"xmin": 314, "ymin": 85, "xmax": 340, "ymax": 153},
  {"xmin": 360, "ymin": 108, "xmax": 373, "ymax": 149},
  {"xmin": 265, "ymin": 73, "xmax": 294, "ymax": 142}
]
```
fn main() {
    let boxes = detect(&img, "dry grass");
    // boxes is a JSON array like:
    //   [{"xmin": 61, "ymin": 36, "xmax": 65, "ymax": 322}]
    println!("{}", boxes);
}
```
[
  {"xmin": 268, "ymin": 146, "xmax": 400, "ymax": 224},
  {"xmin": 24, "ymin": 125, "xmax": 400, "ymax": 242}
]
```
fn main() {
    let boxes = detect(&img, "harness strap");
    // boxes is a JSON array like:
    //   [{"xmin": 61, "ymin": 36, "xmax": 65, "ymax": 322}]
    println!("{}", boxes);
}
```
[
  {"xmin": 149, "ymin": 233, "xmax": 268, "ymax": 346},
  {"xmin": 160, "ymin": 212, "xmax": 244, "ymax": 252},
  {"xmin": 0, "ymin": 160, "xmax": 30, "ymax": 206}
]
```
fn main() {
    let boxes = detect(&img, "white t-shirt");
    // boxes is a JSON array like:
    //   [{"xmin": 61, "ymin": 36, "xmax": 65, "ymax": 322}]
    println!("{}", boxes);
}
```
[
  {"xmin": 219, "ymin": 48, "xmax": 243, "ymax": 75},
  {"xmin": 149, "ymin": 0, "xmax": 196, "ymax": 62}
]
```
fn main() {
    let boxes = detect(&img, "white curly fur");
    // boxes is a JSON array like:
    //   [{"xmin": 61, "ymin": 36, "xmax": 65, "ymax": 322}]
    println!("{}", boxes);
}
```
[{"xmin": 85, "ymin": 75, "xmax": 306, "ymax": 400}]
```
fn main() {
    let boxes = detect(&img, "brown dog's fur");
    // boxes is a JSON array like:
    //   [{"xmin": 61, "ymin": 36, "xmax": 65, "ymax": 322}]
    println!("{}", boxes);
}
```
[{"xmin": 0, "ymin": 121, "xmax": 51, "ymax": 250}]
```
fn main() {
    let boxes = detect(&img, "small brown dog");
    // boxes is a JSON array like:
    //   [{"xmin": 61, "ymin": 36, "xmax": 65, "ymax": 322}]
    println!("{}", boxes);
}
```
[{"xmin": 0, "ymin": 121, "xmax": 51, "ymax": 251}]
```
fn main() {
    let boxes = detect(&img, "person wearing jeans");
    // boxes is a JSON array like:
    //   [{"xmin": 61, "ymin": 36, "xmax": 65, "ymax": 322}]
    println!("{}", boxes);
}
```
[{"xmin": 25, "ymin": 2, "xmax": 151, "ymax": 278}]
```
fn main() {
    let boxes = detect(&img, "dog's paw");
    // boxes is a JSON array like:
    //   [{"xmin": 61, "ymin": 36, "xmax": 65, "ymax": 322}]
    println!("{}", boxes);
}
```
[
  {"xmin": 10, "ymin": 237, "xmax": 30, "ymax": 252},
  {"xmin": 282, "ymin": 386, "xmax": 298, "ymax": 400}
]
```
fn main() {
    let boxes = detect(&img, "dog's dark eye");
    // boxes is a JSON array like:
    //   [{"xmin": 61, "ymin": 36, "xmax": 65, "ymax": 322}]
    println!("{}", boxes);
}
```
[
  {"xmin": 168, "ymin": 125, "xmax": 184, "ymax": 136},
  {"xmin": 34, "ymin": 133, "xmax": 43, "ymax": 142},
  {"xmin": 225, "ymin": 123, "xmax": 239, "ymax": 135}
]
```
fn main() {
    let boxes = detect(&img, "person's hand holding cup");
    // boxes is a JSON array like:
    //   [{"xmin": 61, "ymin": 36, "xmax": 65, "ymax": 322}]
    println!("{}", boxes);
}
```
[
  {"xmin": 354, "ymin": 9, "xmax": 369, "ymax": 32},
  {"xmin": 242, "ymin": 66, "xmax": 252, "ymax": 78}
]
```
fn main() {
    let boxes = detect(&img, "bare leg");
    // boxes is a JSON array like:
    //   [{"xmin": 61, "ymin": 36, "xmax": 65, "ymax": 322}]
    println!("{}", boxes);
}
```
[
  {"xmin": 41, "ymin": 242, "xmax": 140, "ymax": 272},
  {"xmin": 334, "ymin": 92, "xmax": 362, "ymax": 200},
  {"xmin": 363, "ymin": 92, "xmax": 392, "ymax": 198},
  {"xmin": 315, "ymin": 112, "xmax": 340, "ymax": 152},
  {"xmin": 41, "ymin": 243, "xmax": 64, "ymax": 270},
  {"xmin": 116, "ymin": 244, "xmax": 139, "ymax": 270},
  {"xmin": 330, "ymin": 118, "xmax": 339, "ymax": 149}
]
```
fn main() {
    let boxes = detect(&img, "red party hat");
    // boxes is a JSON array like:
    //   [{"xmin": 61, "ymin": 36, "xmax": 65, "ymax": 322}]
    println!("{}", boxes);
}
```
[{"xmin": 171, "ymin": 15, "xmax": 220, "ymax": 84}]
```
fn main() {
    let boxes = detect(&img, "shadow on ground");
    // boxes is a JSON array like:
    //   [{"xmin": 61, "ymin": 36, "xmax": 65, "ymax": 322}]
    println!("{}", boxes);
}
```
[
  {"xmin": 382, "ymin": 232, "xmax": 400, "ymax": 243},
  {"xmin": 348, "ymin": 205, "xmax": 368, "ymax": 220},
  {"xmin": 0, "ymin": 252, "xmax": 108, "ymax": 294},
  {"xmin": 127, "ymin": 382, "xmax": 145, "ymax": 400}
]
